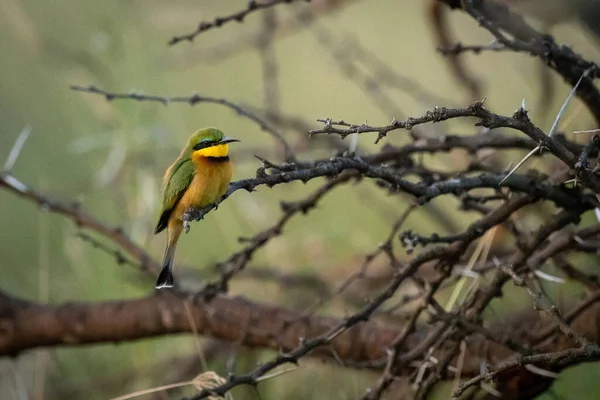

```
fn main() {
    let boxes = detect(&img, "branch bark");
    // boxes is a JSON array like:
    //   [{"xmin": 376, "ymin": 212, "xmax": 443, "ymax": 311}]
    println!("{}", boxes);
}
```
[
  {"xmin": 0, "ymin": 290, "xmax": 397, "ymax": 362},
  {"xmin": 2, "ymin": 289, "xmax": 600, "ymax": 398}
]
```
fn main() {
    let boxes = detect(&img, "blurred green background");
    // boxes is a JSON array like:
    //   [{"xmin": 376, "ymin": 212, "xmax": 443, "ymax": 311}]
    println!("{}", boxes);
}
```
[{"xmin": 2, "ymin": 0, "xmax": 600, "ymax": 399}]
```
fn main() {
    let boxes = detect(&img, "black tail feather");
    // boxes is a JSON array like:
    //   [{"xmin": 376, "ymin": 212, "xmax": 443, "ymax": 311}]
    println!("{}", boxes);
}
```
[
  {"xmin": 156, "ymin": 245, "xmax": 176, "ymax": 289},
  {"xmin": 155, "ymin": 265, "xmax": 174, "ymax": 289}
]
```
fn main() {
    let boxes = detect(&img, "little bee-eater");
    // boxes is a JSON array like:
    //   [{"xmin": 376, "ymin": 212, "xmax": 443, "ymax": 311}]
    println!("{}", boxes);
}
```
[{"xmin": 154, "ymin": 128, "xmax": 239, "ymax": 289}]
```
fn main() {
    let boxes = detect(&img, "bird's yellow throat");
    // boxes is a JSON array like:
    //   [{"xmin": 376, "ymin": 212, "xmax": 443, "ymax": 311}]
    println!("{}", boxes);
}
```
[{"xmin": 193, "ymin": 143, "xmax": 229, "ymax": 159}]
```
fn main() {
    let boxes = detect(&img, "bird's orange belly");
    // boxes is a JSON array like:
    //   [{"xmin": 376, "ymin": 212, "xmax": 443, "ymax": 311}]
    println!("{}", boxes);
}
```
[{"xmin": 173, "ymin": 160, "xmax": 232, "ymax": 221}]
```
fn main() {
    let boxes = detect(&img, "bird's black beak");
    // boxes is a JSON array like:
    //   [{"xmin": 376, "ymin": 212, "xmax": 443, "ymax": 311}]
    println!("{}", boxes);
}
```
[{"xmin": 219, "ymin": 136, "xmax": 240, "ymax": 144}]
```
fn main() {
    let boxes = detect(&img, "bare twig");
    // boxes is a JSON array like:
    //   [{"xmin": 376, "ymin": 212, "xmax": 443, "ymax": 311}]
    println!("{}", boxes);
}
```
[
  {"xmin": 168, "ymin": 0, "xmax": 308, "ymax": 46},
  {"xmin": 70, "ymin": 85, "xmax": 295, "ymax": 161}
]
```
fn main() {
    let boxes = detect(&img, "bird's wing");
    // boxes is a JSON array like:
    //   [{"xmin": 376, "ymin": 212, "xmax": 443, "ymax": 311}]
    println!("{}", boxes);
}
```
[{"xmin": 154, "ymin": 158, "xmax": 195, "ymax": 234}]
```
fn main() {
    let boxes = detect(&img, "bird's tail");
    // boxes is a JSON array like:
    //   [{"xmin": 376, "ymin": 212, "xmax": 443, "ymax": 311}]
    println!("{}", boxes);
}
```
[{"xmin": 156, "ymin": 243, "xmax": 176, "ymax": 289}]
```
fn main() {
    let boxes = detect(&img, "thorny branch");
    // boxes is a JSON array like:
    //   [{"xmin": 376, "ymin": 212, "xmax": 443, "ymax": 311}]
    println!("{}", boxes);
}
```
[
  {"xmin": 164, "ymin": 0, "xmax": 360, "ymax": 68},
  {"xmin": 197, "ymin": 173, "xmax": 356, "ymax": 299},
  {"xmin": 435, "ymin": 0, "xmax": 600, "ymax": 124},
  {"xmin": 168, "ymin": 0, "xmax": 310, "ymax": 46}
]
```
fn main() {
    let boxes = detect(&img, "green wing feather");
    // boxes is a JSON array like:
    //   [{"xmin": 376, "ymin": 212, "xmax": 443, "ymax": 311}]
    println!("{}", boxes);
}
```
[{"xmin": 154, "ymin": 158, "xmax": 195, "ymax": 234}]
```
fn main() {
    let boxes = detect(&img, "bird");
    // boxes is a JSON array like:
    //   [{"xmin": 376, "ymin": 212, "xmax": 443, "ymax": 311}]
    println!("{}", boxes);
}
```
[{"xmin": 154, "ymin": 128, "xmax": 240, "ymax": 289}]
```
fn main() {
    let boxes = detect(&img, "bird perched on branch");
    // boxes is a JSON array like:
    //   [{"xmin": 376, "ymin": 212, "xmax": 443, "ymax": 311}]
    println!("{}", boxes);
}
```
[{"xmin": 154, "ymin": 128, "xmax": 240, "ymax": 289}]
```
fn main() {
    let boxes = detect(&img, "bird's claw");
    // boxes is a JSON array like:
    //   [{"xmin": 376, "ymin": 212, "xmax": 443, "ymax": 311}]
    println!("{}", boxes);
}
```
[{"xmin": 183, "ymin": 219, "xmax": 190, "ymax": 234}]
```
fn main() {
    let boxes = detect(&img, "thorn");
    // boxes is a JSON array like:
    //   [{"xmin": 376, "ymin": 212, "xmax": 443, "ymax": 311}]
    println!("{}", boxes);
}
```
[
  {"xmin": 2, "ymin": 174, "xmax": 28, "ymax": 194},
  {"xmin": 349, "ymin": 131, "xmax": 359, "ymax": 154},
  {"xmin": 573, "ymin": 129, "xmax": 600, "ymax": 134},
  {"xmin": 534, "ymin": 270, "xmax": 565, "ymax": 284},
  {"xmin": 499, "ymin": 145, "xmax": 541, "ymax": 185},
  {"xmin": 4, "ymin": 124, "xmax": 32, "ymax": 172},
  {"xmin": 548, "ymin": 67, "xmax": 591, "ymax": 137}
]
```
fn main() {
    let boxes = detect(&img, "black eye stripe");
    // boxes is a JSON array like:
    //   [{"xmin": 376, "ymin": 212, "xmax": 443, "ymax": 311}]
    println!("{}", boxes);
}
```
[{"xmin": 193, "ymin": 140, "xmax": 216, "ymax": 150}]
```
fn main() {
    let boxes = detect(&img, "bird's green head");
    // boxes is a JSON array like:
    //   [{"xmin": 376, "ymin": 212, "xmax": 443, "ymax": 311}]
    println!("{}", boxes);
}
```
[{"xmin": 184, "ymin": 127, "xmax": 240, "ymax": 159}]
